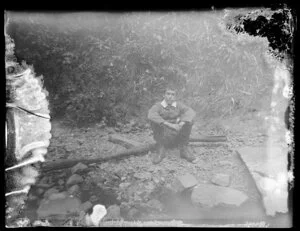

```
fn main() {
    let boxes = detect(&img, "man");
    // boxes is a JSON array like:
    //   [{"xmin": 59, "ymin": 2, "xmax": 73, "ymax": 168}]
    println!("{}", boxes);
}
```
[{"xmin": 148, "ymin": 86, "xmax": 196, "ymax": 164}]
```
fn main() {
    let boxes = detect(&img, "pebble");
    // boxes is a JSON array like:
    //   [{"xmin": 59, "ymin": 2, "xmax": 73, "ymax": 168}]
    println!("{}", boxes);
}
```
[
  {"xmin": 71, "ymin": 162, "xmax": 88, "ymax": 174},
  {"xmin": 89, "ymin": 195, "xmax": 98, "ymax": 203},
  {"xmin": 58, "ymin": 179, "xmax": 64, "ymax": 186},
  {"xmin": 66, "ymin": 174, "xmax": 83, "ymax": 186},
  {"xmin": 67, "ymin": 184, "xmax": 80, "ymax": 195}
]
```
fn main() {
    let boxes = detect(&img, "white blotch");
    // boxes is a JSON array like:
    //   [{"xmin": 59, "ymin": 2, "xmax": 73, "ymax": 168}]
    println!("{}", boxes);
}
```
[
  {"xmin": 271, "ymin": 101, "xmax": 277, "ymax": 107},
  {"xmin": 283, "ymin": 85, "xmax": 292, "ymax": 99},
  {"xmin": 270, "ymin": 125, "xmax": 276, "ymax": 132},
  {"xmin": 285, "ymin": 131, "xmax": 292, "ymax": 145}
]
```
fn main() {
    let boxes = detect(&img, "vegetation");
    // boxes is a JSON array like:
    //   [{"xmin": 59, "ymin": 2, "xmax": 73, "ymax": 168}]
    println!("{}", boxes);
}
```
[{"xmin": 6, "ymin": 8, "xmax": 293, "ymax": 127}]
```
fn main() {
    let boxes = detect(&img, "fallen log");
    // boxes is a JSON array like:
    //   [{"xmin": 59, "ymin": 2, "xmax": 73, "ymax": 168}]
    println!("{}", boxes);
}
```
[
  {"xmin": 42, "ymin": 143, "xmax": 156, "ymax": 172},
  {"xmin": 189, "ymin": 135, "xmax": 227, "ymax": 142},
  {"xmin": 108, "ymin": 134, "xmax": 144, "ymax": 149},
  {"xmin": 109, "ymin": 134, "xmax": 227, "ymax": 149},
  {"xmin": 42, "ymin": 135, "xmax": 227, "ymax": 172}
]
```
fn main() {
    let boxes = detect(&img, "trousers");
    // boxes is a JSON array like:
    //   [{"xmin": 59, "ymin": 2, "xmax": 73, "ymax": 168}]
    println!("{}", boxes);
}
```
[{"xmin": 150, "ymin": 122, "xmax": 192, "ymax": 149}]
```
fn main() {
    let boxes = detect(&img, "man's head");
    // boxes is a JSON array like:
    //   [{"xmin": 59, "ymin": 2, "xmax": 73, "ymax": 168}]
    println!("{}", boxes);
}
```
[{"xmin": 164, "ymin": 87, "xmax": 177, "ymax": 105}]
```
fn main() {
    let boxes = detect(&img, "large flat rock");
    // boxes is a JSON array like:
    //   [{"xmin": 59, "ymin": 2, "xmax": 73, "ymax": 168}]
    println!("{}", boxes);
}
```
[
  {"xmin": 237, "ymin": 145, "xmax": 288, "ymax": 176},
  {"xmin": 170, "ymin": 173, "xmax": 198, "ymax": 193},
  {"xmin": 37, "ymin": 196, "xmax": 81, "ymax": 218},
  {"xmin": 191, "ymin": 183, "xmax": 248, "ymax": 207},
  {"xmin": 237, "ymin": 144, "xmax": 289, "ymax": 216}
]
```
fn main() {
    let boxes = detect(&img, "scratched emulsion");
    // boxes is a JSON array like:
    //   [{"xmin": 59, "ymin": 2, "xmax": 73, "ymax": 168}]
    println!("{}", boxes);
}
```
[{"xmin": 262, "ymin": 54, "xmax": 293, "ymax": 216}]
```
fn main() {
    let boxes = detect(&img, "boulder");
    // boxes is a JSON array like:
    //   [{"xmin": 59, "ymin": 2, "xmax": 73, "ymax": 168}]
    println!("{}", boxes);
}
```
[
  {"xmin": 145, "ymin": 199, "xmax": 164, "ymax": 212},
  {"xmin": 211, "ymin": 173, "xmax": 231, "ymax": 187},
  {"xmin": 170, "ymin": 173, "xmax": 198, "ymax": 193},
  {"xmin": 37, "ymin": 196, "xmax": 81, "ymax": 218},
  {"xmin": 71, "ymin": 162, "xmax": 88, "ymax": 174},
  {"xmin": 191, "ymin": 183, "xmax": 248, "ymax": 208},
  {"xmin": 43, "ymin": 187, "xmax": 59, "ymax": 199},
  {"xmin": 68, "ymin": 184, "xmax": 80, "ymax": 195},
  {"xmin": 127, "ymin": 208, "xmax": 140, "ymax": 220},
  {"xmin": 120, "ymin": 202, "xmax": 131, "ymax": 214},
  {"xmin": 103, "ymin": 205, "xmax": 121, "ymax": 221},
  {"xmin": 66, "ymin": 174, "xmax": 83, "ymax": 186},
  {"xmin": 80, "ymin": 201, "xmax": 93, "ymax": 212},
  {"xmin": 48, "ymin": 191, "xmax": 68, "ymax": 200}
]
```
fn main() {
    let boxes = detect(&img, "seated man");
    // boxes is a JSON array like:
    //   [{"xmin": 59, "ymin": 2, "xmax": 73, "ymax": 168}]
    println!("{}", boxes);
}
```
[{"xmin": 147, "ymin": 86, "xmax": 196, "ymax": 164}]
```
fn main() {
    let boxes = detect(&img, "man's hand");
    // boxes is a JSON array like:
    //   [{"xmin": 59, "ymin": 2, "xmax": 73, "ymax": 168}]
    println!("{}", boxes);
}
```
[
  {"xmin": 163, "ymin": 121, "xmax": 184, "ymax": 131},
  {"xmin": 178, "ymin": 121, "xmax": 186, "ymax": 130}
]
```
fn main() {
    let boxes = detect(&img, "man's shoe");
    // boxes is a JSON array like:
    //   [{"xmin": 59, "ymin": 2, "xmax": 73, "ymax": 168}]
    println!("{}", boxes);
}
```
[
  {"xmin": 152, "ymin": 145, "xmax": 166, "ymax": 164},
  {"xmin": 180, "ymin": 146, "xmax": 196, "ymax": 163}
]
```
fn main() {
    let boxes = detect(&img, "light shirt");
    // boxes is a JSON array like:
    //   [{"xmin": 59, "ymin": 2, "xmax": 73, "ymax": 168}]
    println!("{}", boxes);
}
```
[{"xmin": 161, "ymin": 99, "xmax": 177, "ymax": 108}]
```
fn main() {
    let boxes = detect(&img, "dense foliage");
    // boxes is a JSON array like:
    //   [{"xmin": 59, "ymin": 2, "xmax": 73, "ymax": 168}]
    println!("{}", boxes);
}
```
[{"xmin": 6, "ymin": 9, "xmax": 291, "ymax": 126}]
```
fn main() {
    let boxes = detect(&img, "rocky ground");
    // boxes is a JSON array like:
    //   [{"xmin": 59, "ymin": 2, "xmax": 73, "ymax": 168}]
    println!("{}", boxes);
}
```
[{"xmin": 7, "ymin": 110, "xmax": 290, "ymax": 227}]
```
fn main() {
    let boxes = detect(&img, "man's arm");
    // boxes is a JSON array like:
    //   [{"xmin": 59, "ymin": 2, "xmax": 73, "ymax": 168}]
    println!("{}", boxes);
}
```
[
  {"xmin": 148, "ymin": 103, "xmax": 181, "ymax": 131},
  {"xmin": 178, "ymin": 102, "xmax": 196, "ymax": 124},
  {"xmin": 148, "ymin": 103, "xmax": 165, "ymax": 124}
]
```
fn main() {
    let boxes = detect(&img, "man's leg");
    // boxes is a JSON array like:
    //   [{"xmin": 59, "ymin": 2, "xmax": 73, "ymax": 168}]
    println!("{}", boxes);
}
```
[
  {"xmin": 176, "ymin": 122, "xmax": 196, "ymax": 162},
  {"xmin": 150, "ymin": 123, "xmax": 167, "ymax": 164}
]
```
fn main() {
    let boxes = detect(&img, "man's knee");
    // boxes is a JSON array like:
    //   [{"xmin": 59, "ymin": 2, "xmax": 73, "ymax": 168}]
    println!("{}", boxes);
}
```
[{"xmin": 181, "ymin": 122, "xmax": 193, "ymax": 135}]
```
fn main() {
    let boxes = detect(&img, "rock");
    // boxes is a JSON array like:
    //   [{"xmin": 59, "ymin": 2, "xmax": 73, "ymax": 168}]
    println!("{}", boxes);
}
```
[
  {"xmin": 171, "ymin": 173, "xmax": 198, "ymax": 193},
  {"xmin": 36, "ymin": 188, "xmax": 44, "ymax": 196},
  {"xmin": 48, "ymin": 191, "xmax": 68, "ymax": 200},
  {"xmin": 119, "ymin": 182, "xmax": 131, "ymax": 190},
  {"xmin": 211, "ymin": 173, "xmax": 231, "ymax": 187},
  {"xmin": 127, "ymin": 208, "xmax": 140, "ymax": 220},
  {"xmin": 134, "ymin": 172, "xmax": 152, "ymax": 180},
  {"xmin": 37, "ymin": 196, "xmax": 81, "ymax": 218},
  {"xmin": 38, "ymin": 176, "xmax": 49, "ymax": 184},
  {"xmin": 66, "ymin": 174, "xmax": 83, "ymax": 186},
  {"xmin": 191, "ymin": 183, "xmax": 248, "ymax": 208},
  {"xmin": 71, "ymin": 162, "xmax": 88, "ymax": 174},
  {"xmin": 218, "ymin": 160, "xmax": 233, "ymax": 166},
  {"xmin": 145, "ymin": 182, "xmax": 156, "ymax": 193},
  {"xmin": 153, "ymin": 177, "xmax": 160, "ymax": 184},
  {"xmin": 58, "ymin": 179, "xmax": 64, "ymax": 186},
  {"xmin": 28, "ymin": 193, "xmax": 38, "ymax": 201},
  {"xmin": 146, "ymin": 199, "xmax": 164, "ymax": 212},
  {"xmin": 68, "ymin": 184, "xmax": 80, "ymax": 195},
  {"xmin": 120, "ymin": 202, "xmax": 131, "ymax": 213},
  {"xmin": 43, "ymin": 187, "xmax": 59, "ymax": 199},
  {"xmin": 80, "ymin": 201, "xmax": 93, "ymax": 212},
  {"xmin": 103, "ymin": 205, "xmax": 121, "ymax": 221},
  {"xmin": 89, "ymin": 195, "xmax": 98, "ymax": 203}
]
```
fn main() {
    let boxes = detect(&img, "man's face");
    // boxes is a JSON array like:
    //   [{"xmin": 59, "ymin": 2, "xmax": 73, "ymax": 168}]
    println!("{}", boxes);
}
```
[{"xmin": 164, "ymin": 89, "xmax": 176, "ymax": 105}]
